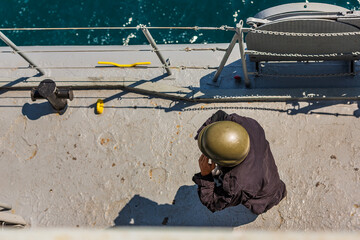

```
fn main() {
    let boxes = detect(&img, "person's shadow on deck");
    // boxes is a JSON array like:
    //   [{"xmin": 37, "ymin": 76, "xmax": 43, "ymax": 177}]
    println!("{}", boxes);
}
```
[{"xmin": 113, "ymin": 185, "xmax": 257, "ymax": 227}]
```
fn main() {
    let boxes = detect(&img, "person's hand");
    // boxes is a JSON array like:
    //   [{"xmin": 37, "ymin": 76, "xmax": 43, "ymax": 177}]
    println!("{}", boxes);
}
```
[{"xmin": 198, "ymin": 154, "xmax": 215, "ymax": 176}]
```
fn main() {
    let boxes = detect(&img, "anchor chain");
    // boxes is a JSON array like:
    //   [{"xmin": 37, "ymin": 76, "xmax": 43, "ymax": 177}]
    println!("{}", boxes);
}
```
[
  {"xmin": 250, "ymin": 29, "xmax": 360, "ymax": 37},
  {"xmin": 257, "ymin": 72, "xmax": 356, "ymax": 78},
  {"xmin": 247, "ymin": 50, "xmax": 360, "ymax": 59}
]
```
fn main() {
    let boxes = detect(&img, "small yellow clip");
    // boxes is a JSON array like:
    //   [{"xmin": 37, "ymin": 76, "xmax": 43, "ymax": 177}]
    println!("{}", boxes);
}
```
[
  {"xmin": 96, "ymin": 99, "xmax": 104, "ymax": 114},
  {"xmin": 98, "ymin": 61, "xmax": 151, "ymax": 68}
]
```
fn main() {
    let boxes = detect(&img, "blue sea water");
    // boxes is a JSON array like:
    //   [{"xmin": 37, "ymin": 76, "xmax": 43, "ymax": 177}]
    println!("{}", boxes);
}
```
[{"xmin": 0, "ymin": 0, "xmax": 359, "ymax": 46}]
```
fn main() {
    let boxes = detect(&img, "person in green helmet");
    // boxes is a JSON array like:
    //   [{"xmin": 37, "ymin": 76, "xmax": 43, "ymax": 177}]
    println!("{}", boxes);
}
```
[{"xmin": 192, "ymin": 110, "xmax": 286, "ymax": 215}]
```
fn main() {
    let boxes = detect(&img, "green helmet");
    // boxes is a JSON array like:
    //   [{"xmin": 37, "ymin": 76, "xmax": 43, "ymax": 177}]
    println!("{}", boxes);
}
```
[{"xmin": 197, "ymin": 121, "xmax": 250, "ymax": 167}]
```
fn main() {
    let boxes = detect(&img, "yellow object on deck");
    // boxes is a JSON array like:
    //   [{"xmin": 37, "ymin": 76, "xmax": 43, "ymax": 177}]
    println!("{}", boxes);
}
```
[
  {"xmin": 96, "ymin": 99, "xmax": 104, "ymax": 114},
  {"xmin": 98, "ymin": 61, "xmax": 151, "ymax": 68}
]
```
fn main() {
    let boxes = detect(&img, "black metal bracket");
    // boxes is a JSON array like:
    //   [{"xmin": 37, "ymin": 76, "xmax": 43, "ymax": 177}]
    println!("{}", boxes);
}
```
[{"xmin": 31, "ymin": 79, "xmax": 73, "ymax": 112}]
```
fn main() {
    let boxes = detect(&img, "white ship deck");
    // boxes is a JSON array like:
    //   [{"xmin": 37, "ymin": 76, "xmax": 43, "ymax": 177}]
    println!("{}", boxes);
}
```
[{"xmin": 0, "ymin": 43, "xmax": 359, "ymax": 230}]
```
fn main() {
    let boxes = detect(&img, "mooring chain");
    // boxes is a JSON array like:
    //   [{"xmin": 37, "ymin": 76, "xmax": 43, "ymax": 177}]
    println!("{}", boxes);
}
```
[
  {"xmin": 257, "ymin": 72, "xmax": 355, "ymax": 78},
  {"xmin": 250, "ymin": 29, "xmax": 360, "ymax": 37},
  {"xmin": 182, "ymin": 106, "xmax": 288, "ymax": 112},
  {"xmin": 247, "ymin": 50, "xmax": 360, "ymax": 58}
]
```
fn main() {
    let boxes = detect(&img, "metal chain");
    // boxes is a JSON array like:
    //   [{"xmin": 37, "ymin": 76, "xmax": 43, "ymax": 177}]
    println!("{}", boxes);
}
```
[
  {"xmin": 250, "ymin": 29, "xmax": 360, "ymax": 37},
  {"xmin": 182, "ymin": 105, "xmax": 288, "ymax": 112},
  {"xmin": 247, "ymin": 30, "xmax": 360, "ymax": 78},
  {"xmin": 257, "ymin": 72, "xmax": 355, "ymax": 78},
  {"xmin": 247, "ymin": 50, "xmax": 360, "ymax": 58}
]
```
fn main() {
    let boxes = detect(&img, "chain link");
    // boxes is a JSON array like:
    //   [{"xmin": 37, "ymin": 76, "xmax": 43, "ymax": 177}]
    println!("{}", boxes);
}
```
[
  {"xmin": 257, "ymin": 72, "xmax": 355, "ymax": 78},
  {"xmin": 247, "ymin": 50, "xmax": 360, "ymax": 58},
  {"xmin": 182, "ymin": 106, "xmax": 288, "ymax": 112},
  {"xmin": 251, "ymin": 29, "xmax": 360, "ymax": 37},
  {"xmin": 247, "ymin": 29, "xmax": 360, "ymax": 77}
]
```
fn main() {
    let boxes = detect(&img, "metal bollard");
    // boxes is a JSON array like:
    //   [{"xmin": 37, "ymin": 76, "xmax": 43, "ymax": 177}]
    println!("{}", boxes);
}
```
[{"xmin": 31, "ymin": 79, "xmax": 73, "ymax": 112}]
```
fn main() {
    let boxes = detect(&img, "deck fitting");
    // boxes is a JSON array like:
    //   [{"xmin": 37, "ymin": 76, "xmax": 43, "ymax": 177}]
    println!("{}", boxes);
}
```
[{"xmin": 31, "ymin": 79, "xmax": 73, "ymax": 112}]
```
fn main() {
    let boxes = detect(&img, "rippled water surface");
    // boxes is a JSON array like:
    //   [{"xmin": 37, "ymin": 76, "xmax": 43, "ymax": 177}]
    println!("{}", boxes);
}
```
[{"xmin": 0, "ymin": 0, "xmax": 359, "ymax": 45}]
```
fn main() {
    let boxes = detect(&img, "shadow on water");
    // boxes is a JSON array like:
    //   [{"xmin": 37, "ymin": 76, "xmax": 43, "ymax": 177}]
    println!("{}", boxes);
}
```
[{"xmin": 113, "ymin": 185, "xmax": 257, "ymax": 227}]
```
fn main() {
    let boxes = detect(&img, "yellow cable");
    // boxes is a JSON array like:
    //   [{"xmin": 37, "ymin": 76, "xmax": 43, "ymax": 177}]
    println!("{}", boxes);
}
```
[{"xmin": 98, "ymin": 61, "xmax": 151, "ymax": 67}]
